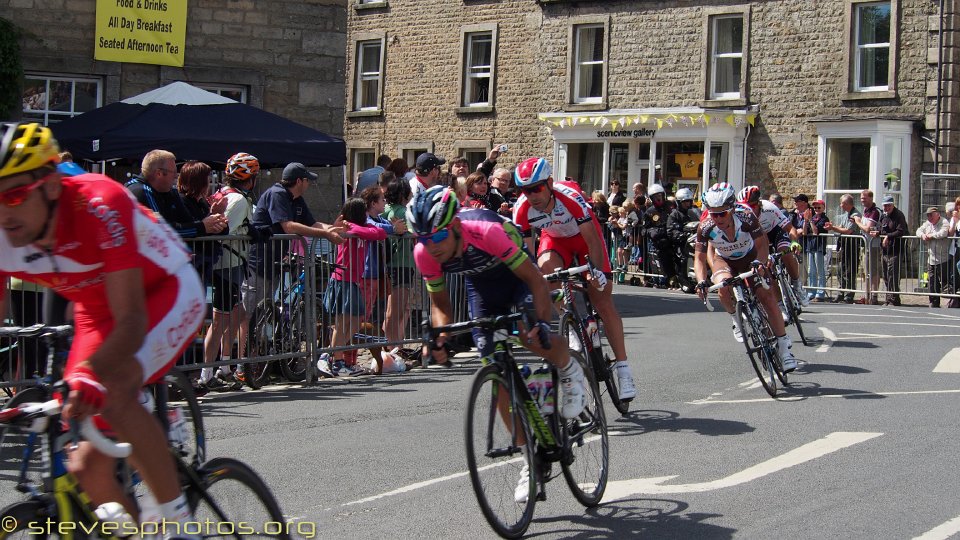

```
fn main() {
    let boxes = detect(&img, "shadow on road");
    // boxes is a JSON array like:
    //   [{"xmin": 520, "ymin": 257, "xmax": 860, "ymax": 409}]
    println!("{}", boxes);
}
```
[
  {"xmin": 608, "ymin": 409, "xmax": 755, "ymax": 437},
  {"xmin": 782, "ymin": 381, "xmax": 886, "ymax": 400},
  {"xmin": 530, "ymin": 498, "xmax": 734, "ymax": 539}
]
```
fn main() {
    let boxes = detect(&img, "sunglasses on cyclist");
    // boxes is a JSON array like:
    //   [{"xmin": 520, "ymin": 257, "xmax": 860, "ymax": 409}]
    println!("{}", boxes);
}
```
[
  {"xmin": 708, "ymin": 208, "xmax": 731, "ymax": 217},
  {"xmin": 520, "ymin": 183, "xmax": 548, "ymax": 195},
  {"xmin": 417, "ymin": 228, "xmax": 450, "ymax": 245},
  {"xmin": 0, "ymin": 174, "xmax": 52, "ymax": 208}
]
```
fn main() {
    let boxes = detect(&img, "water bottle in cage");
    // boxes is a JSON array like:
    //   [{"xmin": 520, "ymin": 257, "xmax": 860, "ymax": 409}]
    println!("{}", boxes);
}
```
[{"xmin": 533, "ymin": 365, "xmax": 554, "ymax": 415}]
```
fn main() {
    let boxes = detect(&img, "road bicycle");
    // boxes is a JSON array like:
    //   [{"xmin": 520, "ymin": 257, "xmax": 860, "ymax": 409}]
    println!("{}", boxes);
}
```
[
  {"xmin": 544, "ymin": 262, "xmax": 632, "ymax": 416},
  {"xmin": 245, "ymin": 255, "xmax": 343, "ymax": 388},
  {"xmin": 424, "ymin": 313, "xmax": 608, "ymax": 539},
  {"xmin": 702, "ymin": 265, "xmax": 788, "ymax": 397},
  {"xmin": 0, "ymin": 325, "xmax": 290, "ymax": 539},
  {"xmin": 770, "ymin": 251, "xmax": 809, "ymax": 345}
]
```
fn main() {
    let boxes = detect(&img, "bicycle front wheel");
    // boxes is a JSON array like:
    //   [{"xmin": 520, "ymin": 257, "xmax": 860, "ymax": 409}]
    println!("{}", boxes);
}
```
[
  {"xmin": 778, "ymin": 274, "xmax": 808, "ymax": 346},
  {"xmin": 464, "ymin": 363, "xmax": 536, "ymax": 539},
  {"xmin": 561, "ymin": 350, "xmax": 609, "ymax": 507},
  {"xmin": 165, "ymin": 370, "xmax": 206, "ymax": 467},
  {"xmin": 188, "ymin": 457, "xmax": 291, "ymax": 539},
  {"xmin": 736, "ymin": 302, "xmax": 778, "ymax": 397}
]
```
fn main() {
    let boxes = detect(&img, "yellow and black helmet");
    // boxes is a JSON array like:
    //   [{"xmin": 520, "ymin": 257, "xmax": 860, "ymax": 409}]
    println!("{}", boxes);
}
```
[{"xmin": 0, "ymin": 123, "xmax": 61, "ymax": 179}]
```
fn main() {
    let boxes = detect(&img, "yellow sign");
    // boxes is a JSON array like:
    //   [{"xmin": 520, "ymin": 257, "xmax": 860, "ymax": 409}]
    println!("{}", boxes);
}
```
[{"xmin": 94, "ymin": 0, "xmax": 187, "ymax": 67}]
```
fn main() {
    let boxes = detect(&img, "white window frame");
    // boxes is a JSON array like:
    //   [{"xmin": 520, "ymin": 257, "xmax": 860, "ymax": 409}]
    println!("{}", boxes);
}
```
[
  {"xmin": 463, "ymin": 32, "xmax": 493, "ymax": 107},
  {"xmin": 353, "ymin": 38, "xmax": 385, "ymax": 112},
  {"xmin": 351, "ymin": 148, "xmax": 376, "ymax": 180},
  {"xmin": 814, "ymin": 119, "xmax": 913, "ymax": 220},
  {"xmin": 853, "ymin": 1, "xmax": 892, "ymax": 92},
  {"xmin": 21, "ymin": 74, "xmax": 102, "ymax": 125},
  {"xmin": 195, "ymin": 83, "xmax": 247, "ymax": 103},
  {"xmin": 709, "ymin": 14, "xmax": 744, "ymax": 100},
  {"xmin": 573, "ymin": 24, "xmax": 605, "ymax": 105}
]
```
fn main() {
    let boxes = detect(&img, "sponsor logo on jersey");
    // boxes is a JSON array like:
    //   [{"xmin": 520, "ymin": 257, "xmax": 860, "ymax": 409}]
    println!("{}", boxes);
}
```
[{"xmin": 87, "ymin": 197, "xmax": 127, "ymax": 249}]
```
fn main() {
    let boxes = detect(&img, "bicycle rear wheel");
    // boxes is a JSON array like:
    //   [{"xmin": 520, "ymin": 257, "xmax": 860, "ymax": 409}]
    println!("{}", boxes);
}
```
[
  {"xmin": 735, "ymin": 302, "xmax": 778, "ymax": 397},
  {"xmin": 561, "ymin": 351, "xmax": 609, "ymax": 507},
  {"xmin": 165, "ymin": 370, "xmax": 206, "ymax": 467},
  {"xmin": 188, "ymin": 456, "xmax": 291, "ymax": 539},
  {"xmin": 593, "ymin": 315, "xmax": 630, "ymax": 415},
  {"xmin": 464, "ymin": 363, "xmax": 536, "ymax": 539},
  {"xmin": 244, "ymin": 300, "xmax": 280, "ymax": 389}
]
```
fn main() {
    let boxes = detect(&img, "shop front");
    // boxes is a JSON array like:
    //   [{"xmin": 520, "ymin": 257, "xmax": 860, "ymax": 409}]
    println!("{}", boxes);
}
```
[{"xmin": 538, "ymin": 108, "xmax": 756, "ymax": 201}]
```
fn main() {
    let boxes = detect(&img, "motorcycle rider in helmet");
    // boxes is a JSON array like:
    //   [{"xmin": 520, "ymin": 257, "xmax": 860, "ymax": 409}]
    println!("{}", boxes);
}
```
[{"xmin": 642, "ymin": 183, "xmax": 676, "ymax": 288}]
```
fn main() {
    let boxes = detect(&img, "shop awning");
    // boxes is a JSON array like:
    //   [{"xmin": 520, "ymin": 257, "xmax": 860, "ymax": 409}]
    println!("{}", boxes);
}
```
[{"xmin": 537, "ymin": 107, "xmax": 758, "ymax": 131}]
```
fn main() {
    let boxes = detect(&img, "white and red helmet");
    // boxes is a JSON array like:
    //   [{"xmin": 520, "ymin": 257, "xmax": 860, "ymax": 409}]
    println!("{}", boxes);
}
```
[{"xmin": 514, "ymin": 157, "xmax": 552, "ymax": 188}]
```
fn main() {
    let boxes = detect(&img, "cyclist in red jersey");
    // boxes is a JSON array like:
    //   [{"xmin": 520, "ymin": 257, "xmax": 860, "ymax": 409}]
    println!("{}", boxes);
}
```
[
  {"xmin": 512, "ymin": 157, "xmax": 636, "ymax": 401},
  {"xmin": 0, "ymin": 123, "xmax": 205, "ymax": 537}
]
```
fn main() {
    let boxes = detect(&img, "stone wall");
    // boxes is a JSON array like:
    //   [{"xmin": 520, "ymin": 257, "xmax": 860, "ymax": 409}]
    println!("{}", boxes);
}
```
[
  {"xmin": 1, "ymin": 0, "xmax": 348, "ymax": 218},
  {"xmin": 345, "ymin": 0, "xmax": 939, "ymax": 199}
]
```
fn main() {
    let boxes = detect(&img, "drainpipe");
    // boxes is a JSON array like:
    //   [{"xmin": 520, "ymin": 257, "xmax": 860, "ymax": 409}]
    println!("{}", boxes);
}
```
[{"xmin": 935, "ymin": 0, "xmax": 945, "ymax": 173}]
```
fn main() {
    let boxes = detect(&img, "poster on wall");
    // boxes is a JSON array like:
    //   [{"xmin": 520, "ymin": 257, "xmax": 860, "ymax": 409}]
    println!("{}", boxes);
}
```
[{"xmin": 94, "ymin": 0, "xmax": 187, "ymax": 67}]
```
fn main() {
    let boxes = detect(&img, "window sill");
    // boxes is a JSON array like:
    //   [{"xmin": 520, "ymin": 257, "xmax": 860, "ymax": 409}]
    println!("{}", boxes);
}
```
[
  {"xmin": 701, "ymin": 97, "xmax": 747, "ymax": 108},
  {"xmin": 456, "ymin": 105, "xmax": 494, "ymax": 114},
  {"xmin": 346, "ymin": 110, "xmax": 383, "ymax": 118},
  {"xmin": 354, "ymin": 1, "xmax": 388, "ymax": 11},
  {"xmin": 563, "ymin": 102, "xmax": 608, "ymax": 112},
  {"xmin": 842, "ymin": 90, "xmax": 897, "ymax": 101}
]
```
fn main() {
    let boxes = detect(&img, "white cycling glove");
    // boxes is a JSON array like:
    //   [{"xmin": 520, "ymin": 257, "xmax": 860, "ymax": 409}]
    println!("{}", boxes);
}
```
[{"xmin": 591, "ymin": 269, "xmax": 608, "ymax": 290}]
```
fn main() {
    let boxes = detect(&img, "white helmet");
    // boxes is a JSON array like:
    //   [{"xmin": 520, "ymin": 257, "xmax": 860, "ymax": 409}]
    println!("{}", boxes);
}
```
[
  {"xmin": 702, "ymin": 182, "xmax": 736, "ymax": 210},
  {"xmin": 648, "ymin": 183, "xmax": 666, "ymax": 197},
  {"xmin": 675, "ymin": 188, "xmax": 694, "ymax": 202}
]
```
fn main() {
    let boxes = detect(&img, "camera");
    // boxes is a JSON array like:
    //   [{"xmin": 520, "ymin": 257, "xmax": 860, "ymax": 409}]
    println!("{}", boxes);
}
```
[{"xmin": 498, "ymin": 144, "xmax": 508, "ymax": 154}]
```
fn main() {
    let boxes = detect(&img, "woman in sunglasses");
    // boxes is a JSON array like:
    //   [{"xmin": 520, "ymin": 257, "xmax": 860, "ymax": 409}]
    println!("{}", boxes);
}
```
[
  {"xmin": 511, "ymin": 157, "xmax": 637, "ymax": 402},
  {"xmin": 694, "ymin": 182, "xmax": 798, "ymax": 372},
  {"xmin": 0, "ymin": 122, "xmax": 207, "ymax": 536}
]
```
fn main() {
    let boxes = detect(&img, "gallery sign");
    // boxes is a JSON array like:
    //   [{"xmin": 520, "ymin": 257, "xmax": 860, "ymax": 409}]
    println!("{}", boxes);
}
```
[{"xmin": 94, "ymin": 0, "xmax": 188, "ymax": 67}]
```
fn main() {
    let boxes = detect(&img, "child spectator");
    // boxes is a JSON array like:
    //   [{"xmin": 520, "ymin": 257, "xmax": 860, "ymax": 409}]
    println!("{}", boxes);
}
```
[
  {"xmin": 319, "ymin": 198, "xmax": 387, "ymax": 377},
  {"xmin": 380, "ymin": 176, "xmax": 416, "ymax": 372}
]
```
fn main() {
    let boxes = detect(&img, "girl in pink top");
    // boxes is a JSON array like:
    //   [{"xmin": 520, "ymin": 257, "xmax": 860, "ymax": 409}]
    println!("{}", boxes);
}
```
[{"xmin": 322, "ymin": 198, "xmax": 387, "ymax": 373}]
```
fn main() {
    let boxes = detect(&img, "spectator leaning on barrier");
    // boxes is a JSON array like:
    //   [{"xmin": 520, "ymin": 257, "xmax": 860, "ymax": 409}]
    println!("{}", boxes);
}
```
[
  {"xmin": 853, "ymin": 189, "xmax": 883, "ymax": 304},
  {"xmin": 199, "ymin": 153, "xmax": 260, "ymax": 393},
  {"xmin": 824, "ymin": 194, "xmax": 862, "ymax": 304},
  {"xmin": 380, "ymin": 175, "xmax": 416, "ymax": 365},
  {"xmin": 319, "ymin": 198, "xmax": 387, "ymax": 378},
  {"xmin": 360, "ymin": 184, "xmax": 405, "ymax": 369},
  {"xmin": 808, "ymin": 199, "xmax": 830, "ymax": 301},
  {"xmin": 176, "ymin": 161, "xmax": 228, "ymax": 286},
  {"xmin": 948, "ymin": 201, "xmax": 960, "ymax": 297},
  {"xmin": 242, "ymin": 162, "xmax": 346, "ymax": 319},
  {"xmin": 878, "ymin": 195, "xmax": 908, "ymax": 306},
  {"xmin": 917, "ymin": 206, "xmax": 951, "ymax": 308},
  {"xmin": 126, "ymin": 150, "xmax": 227, "ymax": 238}
]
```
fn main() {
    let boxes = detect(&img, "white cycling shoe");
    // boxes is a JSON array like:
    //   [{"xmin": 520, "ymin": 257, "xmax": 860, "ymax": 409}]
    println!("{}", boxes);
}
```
[
  {"xmin": 793, "ymin": 282, "xmax": 810, "ymax": 307},
  {"xmin": 614, "ymin": 361, "xmax": 636, "ymax": 400},
  {"xmin": 560, "ymin": 359, "xmax": 587, "ymax": 419},
  {"xmin": 515, "ymin": 462, "xmax": 530, "ymax": 504},
  {"xmin": 777, "ymin": 335, "xmax": 797, "ymax": 372},
  {"xmin": 731, "ymin": 320, "xmax": 744, "ymax": 343}
]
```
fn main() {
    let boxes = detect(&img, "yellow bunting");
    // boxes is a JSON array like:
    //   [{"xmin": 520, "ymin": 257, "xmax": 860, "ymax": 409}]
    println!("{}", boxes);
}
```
[
  {"xmin": 747, "ymin": 114, "xmax": 756, "ymax": 126},
  {"xmin": 725, "ymin": 115, "xmax": 736, "ymax": 126},
  {"xmin": 571, "ymin": 117, "xmax": 579, "ymax": 126},
  {"xmin": 656, "ymin": 118, "xmax": 664, "ymax": 129},
  {"xmin": 704, "ymin": 114, "xmax": 712, "ymax": 125}
]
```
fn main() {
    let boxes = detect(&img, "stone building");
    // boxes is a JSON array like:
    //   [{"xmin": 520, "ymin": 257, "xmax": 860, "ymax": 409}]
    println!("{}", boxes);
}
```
[
  {"xmin": 1, "ymin": 0, "xmax": 347, "ymax": 219},
  {"xmin": 345, "ymin": 0, "xmax": 960, "ymax": 223}
]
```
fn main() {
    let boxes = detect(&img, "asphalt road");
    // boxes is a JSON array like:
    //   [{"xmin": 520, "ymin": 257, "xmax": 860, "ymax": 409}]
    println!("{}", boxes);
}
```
[{"xmin": 5, "ymin": 285, "xmax": 960, "ymax": 539}]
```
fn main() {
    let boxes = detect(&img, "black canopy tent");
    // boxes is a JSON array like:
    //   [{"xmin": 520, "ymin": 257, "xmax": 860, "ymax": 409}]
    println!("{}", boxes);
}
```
[{"xmin": 51, "ymin": 83, "xmax": 345, "ymax": 168}]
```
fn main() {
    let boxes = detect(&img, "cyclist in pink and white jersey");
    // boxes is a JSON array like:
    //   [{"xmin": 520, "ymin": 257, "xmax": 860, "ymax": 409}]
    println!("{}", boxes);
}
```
[
  {"xmin": 0, "ymin": 123, "xmax": 204, "ymax": 536},
  {"xmin": 512, "ymin": 157, "xmax": 636, "ymax": 401}
]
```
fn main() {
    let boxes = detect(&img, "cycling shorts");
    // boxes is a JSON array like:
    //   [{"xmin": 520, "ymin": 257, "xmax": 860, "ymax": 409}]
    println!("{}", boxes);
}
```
[
  {"xmin": 538, "ymin": 228, "xmax": 612, "ymax": 274},
  {"xmin": 466, "ymin": 275, "xmax": 533, "ymax": 358},
  {"xmin": 767, "ymin": 226, "xmax": 792, "ymax": 253},
  {"xmin": 65, "ymin": 264, "xmax": 206, "ymax": 387}
]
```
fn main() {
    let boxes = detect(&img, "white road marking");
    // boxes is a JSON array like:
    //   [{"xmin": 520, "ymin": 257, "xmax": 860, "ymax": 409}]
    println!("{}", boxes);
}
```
[
  {"xmin": 933, "ymin": 347, "xmax": 960, "ymax": 373},
  {"xmin": 829, "ymin": 322, "xmax": 960, "ymax": 329},
  {"xmin": 838, "ymin": 333, "xmax": 960, "ymax": 339},
  {"xmin": 816, "ymin": 312, "xmax": 960, "ymax": 321},
  {"xmin": 689, "ymin": 388, "xmax": 960, "ymax": 404},
  {"xmin": 817, "ymin": 327, "xmax": 836, "ymax": 353},
  {"xmin": 602, "ymin": 432, "xmax": 882, "ymax": 499},
  {"xmin": 913, "ymin": 514, "xmax": 960, "ymax": 540}
]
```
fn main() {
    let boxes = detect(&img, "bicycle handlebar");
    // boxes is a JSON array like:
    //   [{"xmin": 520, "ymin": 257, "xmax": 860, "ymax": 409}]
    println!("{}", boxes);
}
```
[
  {"xmin": 0, "ymin": 399, "xmax": 132, "ymax": 458},
  {"xmin": 700, "ymin": 264, "xmax": 770, "ymax": 312},
  {"xmin": 422, "ymin": 312, "xmax": 526, "ymax": 342},
  {"xmin": 0, "ymin": 324, "xmax": 73, "ymax": 340},
  {"xmin": 543, "ymin": 263, "xmax": 591, "ymax": 283}
]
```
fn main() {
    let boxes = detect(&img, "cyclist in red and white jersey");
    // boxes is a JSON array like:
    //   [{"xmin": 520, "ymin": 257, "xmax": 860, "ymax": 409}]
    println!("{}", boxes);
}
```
[
  {"xmin": 0, "ymin": 123, "xmax": 205, "ymax": 536},
  {"xmin": 694, "ymin": 182, "xmax": 797, "ymax": 371},
  {"xmin": 512, "ymin": 157, "xmax": 636, "ymax": 400},
  {"xmin": 737, "ymin": 185, "xmax": 808, "ymax": 307}
]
